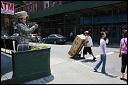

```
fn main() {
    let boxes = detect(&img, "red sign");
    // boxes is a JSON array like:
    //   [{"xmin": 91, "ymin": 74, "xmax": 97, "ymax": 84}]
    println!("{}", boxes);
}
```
[{"xmin": 1, "ymin": 1, "xmax": 14, "ymax": 15}]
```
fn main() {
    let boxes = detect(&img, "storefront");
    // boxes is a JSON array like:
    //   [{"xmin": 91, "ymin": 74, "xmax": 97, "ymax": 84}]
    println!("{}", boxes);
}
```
[
  {"xmin": 15, "ymin": 1, "xmax": 127, "ymax": 44},
  {"xmin": 1, "ymin": 1, "xmax": 14, "ymax": 36},
  {"xmin": 44, "ymin": 1, "xmax": 127, "ymax": 44}
]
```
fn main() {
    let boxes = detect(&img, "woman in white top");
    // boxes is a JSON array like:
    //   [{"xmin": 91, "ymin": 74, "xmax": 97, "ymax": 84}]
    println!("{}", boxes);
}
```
[{"xmin": 94, "ymin": 32, "xmax": 107, "ymax": 74}]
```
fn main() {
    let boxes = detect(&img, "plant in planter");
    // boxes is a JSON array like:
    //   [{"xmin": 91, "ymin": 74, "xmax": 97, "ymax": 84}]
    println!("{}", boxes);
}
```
[{"xmin": 29, "ymin": 43, "xmax": 49, "ymax": 51}]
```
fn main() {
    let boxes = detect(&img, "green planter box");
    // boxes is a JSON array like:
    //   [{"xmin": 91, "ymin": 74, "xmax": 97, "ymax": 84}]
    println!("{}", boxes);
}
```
[{"xmin": 2, "ymin": 47, "xmax": 51, "ymax": 84}]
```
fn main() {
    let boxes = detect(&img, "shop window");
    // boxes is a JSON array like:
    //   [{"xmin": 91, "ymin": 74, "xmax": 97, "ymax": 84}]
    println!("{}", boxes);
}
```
[
  {"xmin": 44, "ymin": 1, "xmax": 49, "ymax": 8},
  {"xmin": 51, "ymin": 1, "xmax": 56, "ymax": 7},
  {"xmin": 59, "ymin": 1, "xmax": 62, "ymax": 5}
]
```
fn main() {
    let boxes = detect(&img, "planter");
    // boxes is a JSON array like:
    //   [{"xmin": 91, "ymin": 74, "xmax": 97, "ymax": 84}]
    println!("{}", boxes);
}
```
[
  {"xmin": 1, "ymin": 46, "xmax": 51, "ymax": 84},
  {"xmin": 1, "ymin": 38, "xmax": 18, "ymax": 50}
]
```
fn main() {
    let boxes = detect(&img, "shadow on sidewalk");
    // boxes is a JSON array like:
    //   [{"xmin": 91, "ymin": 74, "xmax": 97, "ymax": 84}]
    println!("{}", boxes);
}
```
[
  {"xmin": 70, "ymin": 55, "xmax": 97, "ymax": 63},
  {"xmin": 94, "ymin": 71, "xmax": 118, "ymax": 78},
  {"xmin": 104, "ymin": 73, "xmax": 118, "ymax": 78},
  {"xmin": 24, "ymin": 74, "xmax": 54, "ymax": 84},
  {"xmin": 81, "ymin": 59, "xmax": 97, "ymax": 63},
  {"xmin": 43, "ymin": 75, "xmax": 54, "ymax": 83},
  {"xmin": 70, "ymin": 54, "xmax": 82, "ymax": 60}
]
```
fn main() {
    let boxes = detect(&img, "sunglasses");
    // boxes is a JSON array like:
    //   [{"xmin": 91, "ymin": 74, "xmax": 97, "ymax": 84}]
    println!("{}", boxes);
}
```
[{"xmin": 19, "ymin": 17, "xmax": 27, "ymax": 20}]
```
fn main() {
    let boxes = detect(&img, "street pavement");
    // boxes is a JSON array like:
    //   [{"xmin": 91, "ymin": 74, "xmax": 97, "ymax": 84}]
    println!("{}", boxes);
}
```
[{"xmin": 1, "ymin": 43, "xmax": 127, "ymax": 84}]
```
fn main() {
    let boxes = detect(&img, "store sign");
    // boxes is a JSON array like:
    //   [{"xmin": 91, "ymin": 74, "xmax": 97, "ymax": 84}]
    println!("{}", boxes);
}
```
[{"xmin": 1, "ymin": 1, "xmax": 14, "ymax": 15}]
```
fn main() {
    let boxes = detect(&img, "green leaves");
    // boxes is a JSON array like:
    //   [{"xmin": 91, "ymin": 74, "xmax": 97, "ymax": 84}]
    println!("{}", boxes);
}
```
[{"xmin": 29, "ymin": 43, "xmax": 48, "ymax": 51}]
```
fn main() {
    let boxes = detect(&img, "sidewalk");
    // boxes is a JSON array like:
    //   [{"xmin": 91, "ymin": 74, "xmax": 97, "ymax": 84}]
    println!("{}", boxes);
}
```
[
  {"xmin": 24, "ymin": 57, "xmax": 127, "ymax": 84},
  {"xmin": 1, "ymin": 46, "xmax": 126, "ymax": 84},
  {"xmin": 66, "ymin": 41, "xmax": 120, "ymax": 48}
]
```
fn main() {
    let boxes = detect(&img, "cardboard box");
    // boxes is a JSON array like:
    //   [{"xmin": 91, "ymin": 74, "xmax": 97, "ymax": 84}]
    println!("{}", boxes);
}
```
[{"xmin": 68, "ymin": 34, "xmax": 85, "ymax": 57}]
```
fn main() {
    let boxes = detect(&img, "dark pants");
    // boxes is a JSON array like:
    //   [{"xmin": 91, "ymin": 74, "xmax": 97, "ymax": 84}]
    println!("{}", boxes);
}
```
[
  {"xmin": 70, "ymin": 36, "xmax": 74, "ymax": 42},
  {"xmin": 121, "ymin": 54, "xmax": 127, "ymax": 73},
  {"xmin": 83, "ymin": 47, "xmax": 95, "ymax": 59},
  {"xmin": 17, "ymin": 43, "xmax": 29, "ymax": 51},
  {"xmin": 83, "ymin": 47, "xmax": 93, "ymax": 55}
]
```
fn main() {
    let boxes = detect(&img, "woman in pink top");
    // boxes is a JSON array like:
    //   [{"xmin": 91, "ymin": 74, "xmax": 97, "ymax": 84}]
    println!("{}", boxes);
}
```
[{"xmin": 119, "ymin": 31, "xmax": 127, "ymax": 80}]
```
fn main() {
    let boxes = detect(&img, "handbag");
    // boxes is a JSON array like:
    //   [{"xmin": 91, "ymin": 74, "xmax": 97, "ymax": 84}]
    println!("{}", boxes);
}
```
[{"xmin": 123, "ymin": 38, "xmax": 127, "ymax": 47}]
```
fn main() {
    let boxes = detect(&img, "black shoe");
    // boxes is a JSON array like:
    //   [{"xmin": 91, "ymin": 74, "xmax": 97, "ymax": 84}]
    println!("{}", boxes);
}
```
[
  {"xmin": 80, "ymin": 57, "xmax": 85, "ymax": 59},
  {"xmin": 120, "ymin": 77, "xmax": 125, "ymax": 80},
  {"xmin": 93, "ymin": 57, "xmax": 96, "ymax": 61},
  {"xmin": 94, "ymin": 68, "xmax": 98, "ymax": 72},
  {"xmin": 102, "ymin": 72, "xmax": 108, "ymax": 75},
  {"xmin": 120, "ymin": 78, "xmax": 127, "ymax": 82}
]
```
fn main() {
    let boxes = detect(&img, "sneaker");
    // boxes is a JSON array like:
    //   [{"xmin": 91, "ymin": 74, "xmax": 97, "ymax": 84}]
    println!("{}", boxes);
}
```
[
  {"xmin": 80, "ymin": 57, "xmax": 85, "ymax": 59},
  {"xmin": 101, "ymin": 71, "xmax": 107, "ymax": 75},
  {"xmin": 120, "ymin": 77, "xmax": 125, "ymax": 80},
  {"xmin": 120, "ymin": 76, "xmax": 125, "ymax": 80},
  {"xmin": 94, "ymin": 68, "xmax": 98, "ymax": 72},
  {"xmin": 103, "ymin": 72, "xmax": 108, "ymax": 75},
  {"xmin": 93, "ymin": 57, "xmax": 96, "ymax": 61}
]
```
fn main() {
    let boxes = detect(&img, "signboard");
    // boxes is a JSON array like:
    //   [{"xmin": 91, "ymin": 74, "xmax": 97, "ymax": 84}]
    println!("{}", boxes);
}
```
[{"xmin": 1, "ymin": 1, "xmax": 14, "ymax": 15}]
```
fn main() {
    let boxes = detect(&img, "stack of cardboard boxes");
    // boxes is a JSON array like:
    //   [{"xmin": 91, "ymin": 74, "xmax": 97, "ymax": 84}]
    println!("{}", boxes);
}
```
[{"xmin": 68, "ymin": 34, "xmax": 85, "ymax": 57}]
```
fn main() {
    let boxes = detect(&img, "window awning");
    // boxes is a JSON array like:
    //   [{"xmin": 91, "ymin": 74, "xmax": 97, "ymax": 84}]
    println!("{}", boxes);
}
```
[{"xmin": 29, "ymin": 1, "xmax": 124, "ymax": 20}]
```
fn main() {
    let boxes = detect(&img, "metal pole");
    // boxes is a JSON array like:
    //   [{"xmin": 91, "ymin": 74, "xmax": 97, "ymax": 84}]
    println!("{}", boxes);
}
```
[
  {"xmin": 3, "ymin": 37, "xmax": 6, "ymax": 52},
  {"xmin": 13, "ymin": 40, "xmax": 16, "ymax": 52},
  {"xmin": 91, "ymin": 11, "xmax": 93, "ymax": 37},
  {"xmin": 111, "ymin": 9, "xmax": 114, "ymax": 45},
  {"xmin": 64, "ymin": 15, "xmax": 65, "ymax": 36},
  {"xmin": 74, "ymin": 14, "xmax": 77, "ymax": 36}
]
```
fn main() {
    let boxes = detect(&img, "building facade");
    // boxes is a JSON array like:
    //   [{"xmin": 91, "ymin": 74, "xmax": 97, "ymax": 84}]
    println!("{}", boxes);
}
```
[
  {"xmin": 1, "ymin": 1, "xmax": 15, "ymax": 36},
  {"xmin": 15, "ymin": 1, "xmax": 127, "ymax": 44}
]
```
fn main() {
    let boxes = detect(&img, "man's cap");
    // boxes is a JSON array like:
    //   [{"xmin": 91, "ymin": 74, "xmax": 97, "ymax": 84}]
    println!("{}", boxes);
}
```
[
  {"xmin": 84, "ymin": 31, "xmax": 89, "ymax": 34},
  {"xmin": 15, "ymin": 11, "xmax": 28, "ymax": 19}
]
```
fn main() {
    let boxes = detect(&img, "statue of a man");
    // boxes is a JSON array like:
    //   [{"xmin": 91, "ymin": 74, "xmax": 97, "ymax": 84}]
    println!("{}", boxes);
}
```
[{"xmin": 15, "ymin": 11, "xmax": 38, "ymax": 51}]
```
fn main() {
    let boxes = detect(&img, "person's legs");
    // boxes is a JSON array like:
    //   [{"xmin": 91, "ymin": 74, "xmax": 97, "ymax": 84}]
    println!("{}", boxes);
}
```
[
  {"xmin": 17, "ymin": 43, "xmax": 29, "ymax": 51},
  {"xmin": 125, "ymin": 59, "xmax": 127, "ymax": 80},
  {"xmin": 120, "ymin": 54, "xmax": 127, "ymax": 79},
  {"xmin": 91, "ymin": 53, "xmax": 96, "ymax": 61},
  {"xmin": 82, "ymin": 47, "xmax": 87, "ymax": 59},
  {"xmin": 101, "ymin": 54, "xmax": 106, "ymax": 73},
  {"xmin": 71, "ymin": 36, "xmax": 74, "ymax": 42},
  {"xmin": 88, "ymin": 47, "xmax": 96, "ymax": 60},
  {"xmin": 94, "ymin": 54, "xmax": 103, "ymax": 71}
]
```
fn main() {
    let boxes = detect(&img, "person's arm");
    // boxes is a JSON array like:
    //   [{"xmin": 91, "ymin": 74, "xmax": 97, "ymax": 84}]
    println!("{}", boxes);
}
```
[
  {"xmin": 17, "ymin": 23, "xmax": 37, "ymax": 33},
  {"xmin": 101, "ymin": 40, "xmax": 106, "ymax": 54},
  {"xmin": 105, "ymin": 38, "xmax": 109, "ymax": 44},
  {"xmin": 84, "ymin": 37, "xmax": 87, "ymax": 46},
  {"xmin": 85, "ymin": 36, "xmax": 89, "ymax": 43},
  {"xmin": 119, "ymin": 39, "xmax": 122, "ymax": 57},
  {"xmin": 30, "ymin": 24, "xmax": 38, "ymax": 30},
  {"xmin": 90, "ymin": 37, "xmax": 93, "ymax": 47}
]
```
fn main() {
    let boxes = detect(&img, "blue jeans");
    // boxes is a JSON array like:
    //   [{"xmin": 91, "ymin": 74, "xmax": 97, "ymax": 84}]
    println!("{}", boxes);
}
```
[
  {"xmin": 94, "ymin": 54, "xmax": 106, "ymax": 73},
  {"xmin": 17, "ymin": 43, "xmax": 29, "ymax": 51}
]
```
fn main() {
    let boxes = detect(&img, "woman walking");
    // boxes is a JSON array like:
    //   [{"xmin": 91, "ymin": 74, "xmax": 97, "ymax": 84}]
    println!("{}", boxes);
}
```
[
  {"xmin": 93, "ymin": 32, "xmax": 107, "ymax": 74},
  {"xmin": 119, "ymin": 31, "xmax": 127, "ymax": 80}
]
